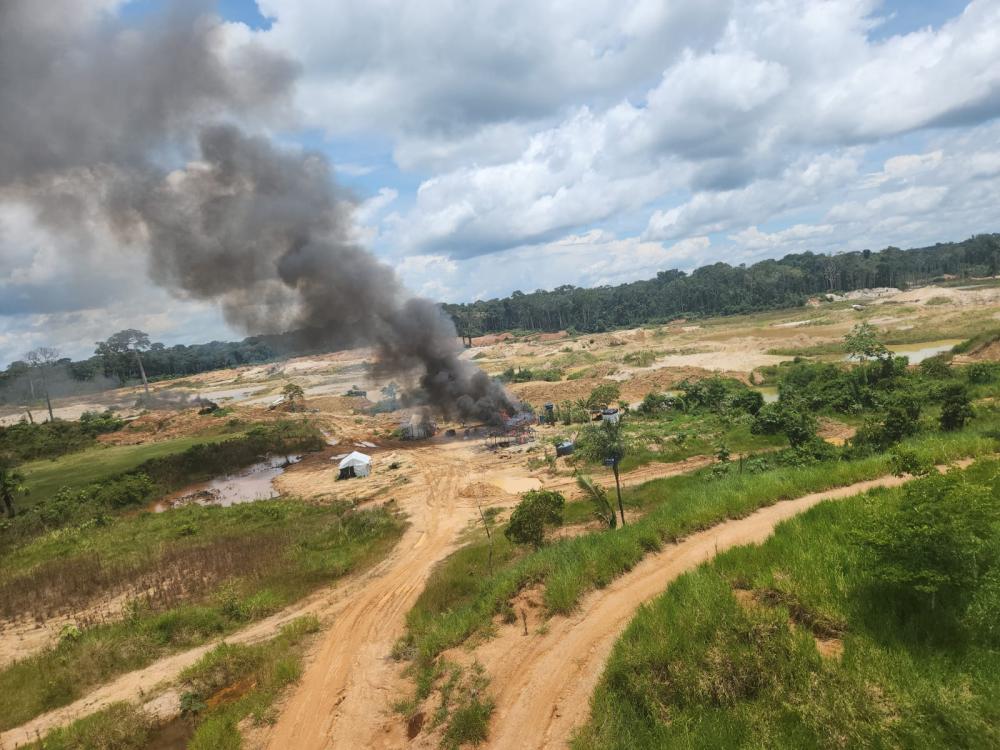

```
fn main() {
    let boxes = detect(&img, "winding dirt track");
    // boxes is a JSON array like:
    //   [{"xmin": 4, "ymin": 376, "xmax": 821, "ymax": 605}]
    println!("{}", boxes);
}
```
[
  {"xmin": 2, "ymin": 457, "xmax": 964, "ymax": 750},
  {"xmin": 0, "ymin": 443, "xmax": 485, "ymax": 750},
  {"xmin": 261, "ymin": 444, "xmax": 481, "ymax": 750},
  {"xmin": 472, "ymin": 473, "xmax": 921, "ymax": 749}
]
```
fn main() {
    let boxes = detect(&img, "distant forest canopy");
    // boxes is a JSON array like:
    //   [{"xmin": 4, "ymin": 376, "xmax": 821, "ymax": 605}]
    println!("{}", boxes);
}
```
[
  {"xmin": 443, "ymin": 234, "xmax": 1000, "ymax": 335},
  {"xmin": 1, "ymin": 233, "xmax": 998, "ymax": 398},
  {"xmin": 0, "ymin": 330, "xmax": 332, "ymax": 402}
]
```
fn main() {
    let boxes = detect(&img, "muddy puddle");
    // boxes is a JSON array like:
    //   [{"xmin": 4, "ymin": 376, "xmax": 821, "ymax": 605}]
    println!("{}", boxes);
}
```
[
  {"xmin": 145, "ymin": 716, "xmax": 195, "ymax": 749},
  {"xmin": 154, "ymin": 455, "xmax": 301, "ymax": 512},
  {"xmin": 753, "ymin": 386, "xmax": 779, "ymax": 403},
  {"xmin": 889, "ymin": 339, "xmax": 964, "ymax": 363},
  {"xmin": 840, "ymin": 339, "xmax": 963, "ymax": 365}
]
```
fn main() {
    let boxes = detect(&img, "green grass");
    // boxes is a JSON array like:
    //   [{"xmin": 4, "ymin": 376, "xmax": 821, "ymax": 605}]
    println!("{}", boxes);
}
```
[
  {"xmin": 26, "ymin": 616, "xmax": 321, "ymax": 750},
  {"xmin": 617, "ymin": 414, "xmax": 786, "ymax": 472},
  {"xmin": 0, "ymin": 502, "xmax": 404, "ymax": 732},
  {"xmin": 397, "ymin": 419, "xmax": 999, "ymax": 726},
  {"xmin": 24, "ymin": 702, "xmax": 154, "ymax": 750},
  {"xmin": 3, "ymin": 420, "xmax": 327, "ymax": 550},
  {"xmin": 181, "ymin": 616, "xmax": 321, "ymax": 750},
  {"xmin": 953, "ymin": 328, "xmax": 1000, "ymax": 354},
  {"xmin": 18, "ymin": 432, "xmax": 240, "ymax": 507},
  {"xmin": 574, "ymin": 460, "xmax": 1000, "ymax": 749}
]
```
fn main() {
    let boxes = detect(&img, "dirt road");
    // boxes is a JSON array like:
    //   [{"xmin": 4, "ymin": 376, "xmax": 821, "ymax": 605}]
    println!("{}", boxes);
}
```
[
  {"xmin": 2, "ymin": 458, "xmax": 964, "ymax": 749},
  {"xmin": 259, "ymin": 442, "xmax": 490, "ymax": 750},
  {"xmin": 472, "ymin": 473, "xmax": 921, "ymax": 750},
  {"xmin": 0, "ymin": 442, "xmax": 493, "ymax": 750}
]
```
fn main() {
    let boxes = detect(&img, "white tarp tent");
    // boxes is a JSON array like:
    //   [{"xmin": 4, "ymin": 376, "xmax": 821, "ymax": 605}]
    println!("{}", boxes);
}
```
[{"xmin": 338, "ymin": 451, "xmax": 372, "ymax": 479}]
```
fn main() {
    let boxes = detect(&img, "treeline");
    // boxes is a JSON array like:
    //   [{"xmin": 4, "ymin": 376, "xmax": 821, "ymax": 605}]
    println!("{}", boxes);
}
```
[
  {"xmin": 444, "ymin": 234, "xmax": 1000, "ymax": 334},
  {"xmin": 0, "ymin": 330, "xmax": 332, "ymax": 405},
  {"xmin": 69, "ymin": 330, "xmax": 322, "ymax": 385},
  {"xmin": 3, "ymin": 234, "xmax": 999, "ymax": 399}
]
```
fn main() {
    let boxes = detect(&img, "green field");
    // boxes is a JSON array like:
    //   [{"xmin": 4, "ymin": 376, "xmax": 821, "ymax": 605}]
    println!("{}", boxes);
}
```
[
  {"xmin": 0, "ymin": 498, "xmax": 404, "ymax": 732},
  {"xmin": 18, "ymin": 432, "xmax": 240, "ymax": 507},
  {"xmin": 575, "ymin": 460, "xmax": 1000, "ymax": 749}
]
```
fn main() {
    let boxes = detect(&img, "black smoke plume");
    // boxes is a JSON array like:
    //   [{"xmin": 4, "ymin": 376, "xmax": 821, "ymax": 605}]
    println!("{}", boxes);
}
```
[{"xmin": 0, "ymin": 1, "xmax": 515, "ymax": 423}]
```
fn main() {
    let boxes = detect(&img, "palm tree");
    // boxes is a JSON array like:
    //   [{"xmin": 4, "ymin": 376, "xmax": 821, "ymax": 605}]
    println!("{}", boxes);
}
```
[
  {"xmin": 576, "ymin": 474, "xmax": 616, "ymax": 529},
  {"xmin": 0, "ymin": 466, "xmax": 26, "ymax": 518},
  {"xmin": 575, "ymin": 419, "xmax": 630, "ymax": 526}
]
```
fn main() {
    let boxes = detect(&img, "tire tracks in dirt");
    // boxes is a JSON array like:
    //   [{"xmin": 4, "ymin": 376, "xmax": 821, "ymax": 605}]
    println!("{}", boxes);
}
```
[
  {"xmin": 3, "ymin": 456, "xmax": 970, "ymax": 749},
  {"xmin": 0, "ymin": 443, "xmax": 487, "ymax": 750},
  {"xmin": 471, "ymin": 468, "xmax": 967, "ymax": 750}
]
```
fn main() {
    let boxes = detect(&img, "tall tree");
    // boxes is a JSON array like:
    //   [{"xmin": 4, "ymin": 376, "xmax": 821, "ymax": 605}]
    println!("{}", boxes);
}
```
[
  {"xmin": 23, "ymin": 346, "xmax": 60, "ymax": 421},
  {"xmin": 98, "ymin": 329, "xmax": 152, "ymax": 393}
]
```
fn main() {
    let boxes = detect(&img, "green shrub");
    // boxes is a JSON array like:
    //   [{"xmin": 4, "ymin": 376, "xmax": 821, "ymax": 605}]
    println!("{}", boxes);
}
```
[
  {"xmin": 967, "ymin": 362, "xmax": 999, "ymax": 384},
  {"xmin": 505, "ymin": 490, "xmax": 565, "ymax": 549},
  {"xmin": 940, "ymin": 383, "xmax": 974, "ymax": 431},
  {"xmin": 25, "ymin": 702, "xmax": 152, "ymax": 750},
  {"xmin": 0, "ymin": 413, "xmax": 124, "ymax": 463},
  {"xmin": 856, "ymin": 471, "xmax": 1000, "ymax": 611},
  {"xmin": 623, "ymin": 350, "xmax": 657, "ymax": 367}
]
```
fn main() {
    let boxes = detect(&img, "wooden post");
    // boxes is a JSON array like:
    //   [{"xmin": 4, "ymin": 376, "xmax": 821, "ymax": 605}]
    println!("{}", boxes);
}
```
[{"xmin": 612, "ymin": 459, "xmax": 625, "ymax": 526}]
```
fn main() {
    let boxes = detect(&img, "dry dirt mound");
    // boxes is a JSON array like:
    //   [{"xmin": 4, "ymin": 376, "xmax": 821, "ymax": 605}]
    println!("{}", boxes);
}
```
[
  {"xmin": 968, "ymin": 339, "xmax": 1000, "ymax": 362},
  {"xmin": 472, "ymin": 332, "xmax": 515, "ymax": 346},
  {"xmin": 534, "ymin": 331, "xmax": 569, "ymax": 342},
  {"xmin": 98, "ymin": 406, "xmax": 279, "ymax": 445},
  {"xmin": 509, "ymin": 377, "xmax": 604, "ymax": 405},
  {"xmin": 621, "ymin": 366, "xmax": 745, "ymax": 400},
  {"xmin": 818, "ymin": 418, "xmax": 856, "ymax": 446},
  {"xmin": 458, "ymin": 481, "xmax": 505, "ymax": 499}
]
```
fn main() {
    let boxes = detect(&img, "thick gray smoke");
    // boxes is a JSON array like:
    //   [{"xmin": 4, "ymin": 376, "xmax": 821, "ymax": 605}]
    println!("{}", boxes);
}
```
[{"xmin": 0, "ymin": 0, "xmax": 515, "ymax": 423}]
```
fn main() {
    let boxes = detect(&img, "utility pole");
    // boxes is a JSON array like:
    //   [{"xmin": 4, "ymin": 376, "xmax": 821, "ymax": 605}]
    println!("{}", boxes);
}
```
[{"xmin": 605, "ymin": 455, "xmax": 625, "ymax": 526}]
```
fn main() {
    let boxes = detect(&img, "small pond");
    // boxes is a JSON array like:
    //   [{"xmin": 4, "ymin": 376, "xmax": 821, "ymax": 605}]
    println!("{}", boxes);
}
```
[
  {"xmin": 841, "ymin": 339, "xmax": 963, "ymax": 365},
  {"xmin": 154, "ymin": 454, "xmax": 301, "ymax": 512},
  {"xmin": 753, "ymin": 386, "xmax": 779, "ymax": 403}
]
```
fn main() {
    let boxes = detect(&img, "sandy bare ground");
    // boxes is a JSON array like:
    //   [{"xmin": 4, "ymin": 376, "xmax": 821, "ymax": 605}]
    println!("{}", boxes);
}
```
[
  {"xmin": 470, "ymin": 467, "xmax": 969, "ymax": 750},
  {"xmin": 0, "ymin": 442, "xmax": 501, "ymax": 749},
  {"xmin": 257, "ymin": 439, "xmax": 533, "ymax": 750}
]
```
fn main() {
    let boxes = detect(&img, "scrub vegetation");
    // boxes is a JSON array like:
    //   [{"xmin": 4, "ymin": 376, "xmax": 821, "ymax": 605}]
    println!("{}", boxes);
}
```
[
  {"xmin": 575, "ymin": 460, "xmax": 1000, "ymax": 749},
  {"xmin": 397, "ymin": 325, "xmax": 1000, "ymax": 745}
]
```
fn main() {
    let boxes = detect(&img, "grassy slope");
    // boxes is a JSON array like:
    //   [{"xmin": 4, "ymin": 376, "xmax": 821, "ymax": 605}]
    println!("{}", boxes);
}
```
[
  {"xmin": 19, "ymin": 432, "xmax": 239, "ymax": 506},
  {"xmin": 618, "ymin": 414, "xmax": 786, "ymax": 472},
  {"xmin": 400, "ymin": 421, "xmax": 998, "ymax": 678},
  {"xmin": 0, "ymin": 500, "xmax": 404, "ymax": 732},
  {"xmin": 25, "ymin": 616, "xmax": 322, "ymax": 750},
  {"xmin": 576, "ymin": 460, "xmax": 1000, "ymax": 749}
]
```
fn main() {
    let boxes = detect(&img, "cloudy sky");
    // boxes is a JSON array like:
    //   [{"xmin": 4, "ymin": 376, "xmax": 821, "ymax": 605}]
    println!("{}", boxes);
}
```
[{"xmin": 2, "ymin": 0, "xmax": 999, "ymax": 366}]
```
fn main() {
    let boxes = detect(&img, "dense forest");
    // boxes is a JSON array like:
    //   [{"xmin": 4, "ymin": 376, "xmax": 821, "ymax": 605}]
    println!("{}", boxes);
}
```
[
  {"xmin": 443, "ymin": 234, "xmax": 1000, "ymax": 334},
  {"xmin": 1, "ymin": 234, "xmax": 998, "ymax": 402},
  {"xmin": 0, "ymin": 332, "xmax": 315, "ymax": 406}
]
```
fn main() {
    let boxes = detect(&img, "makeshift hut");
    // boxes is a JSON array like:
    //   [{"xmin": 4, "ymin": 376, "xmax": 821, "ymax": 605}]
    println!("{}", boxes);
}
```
[
  {"xmin": 400, "ymin": 413, "xmax": 437, "ymax": 440},
  {"xmin": 338, "ymin": 451, "xmax": 372, "ymax": 479}
]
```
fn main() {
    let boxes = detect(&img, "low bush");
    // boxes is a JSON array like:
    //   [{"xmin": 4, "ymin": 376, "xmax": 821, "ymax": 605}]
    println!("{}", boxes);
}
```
[
  {"xmin": 0, "ymin": 411, "xmax": 124, "ymax": 462},
  {"xmin": 505, "ymin": 490, "xmax": 566, "ymax": 549}
]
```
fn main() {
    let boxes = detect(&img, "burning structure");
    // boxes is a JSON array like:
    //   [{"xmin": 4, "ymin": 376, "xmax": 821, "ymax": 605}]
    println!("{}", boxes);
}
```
[
  {"xmin": 399, "ymin": 412, "xmax": 438, "ymax": 440},
  {"xmin": 485, "ymin": 410, "xmax": 537, "ymax": 449},
  {"xmin": 0, "ymin": 1, "xmax": 519, "ymax": 428}
]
